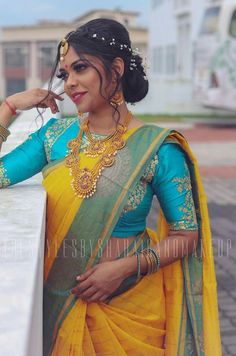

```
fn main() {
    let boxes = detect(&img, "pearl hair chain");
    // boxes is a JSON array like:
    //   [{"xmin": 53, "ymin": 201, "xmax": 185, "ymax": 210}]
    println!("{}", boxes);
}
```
[{"xmin": 91, "ymin": 33, "xmax": 147, "ymax": 79}]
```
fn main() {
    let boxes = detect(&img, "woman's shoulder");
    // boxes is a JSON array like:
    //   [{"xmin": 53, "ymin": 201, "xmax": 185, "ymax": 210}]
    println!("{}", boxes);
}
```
[
  {"xmin": 158, "ymin": 138, "xmax": 185, "ymax": 159},
  {"xmin": 43, "ymin": 116, "xmax": 78, "ymax": 139},
  {"xmin": 45, "ymin": 116, "xmax": 78, "ymax": 131}
]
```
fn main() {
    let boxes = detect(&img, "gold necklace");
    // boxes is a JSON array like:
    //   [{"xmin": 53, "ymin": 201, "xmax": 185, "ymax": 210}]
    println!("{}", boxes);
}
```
[
  {"xmin": 84, "ymin": 122, "xmax": 118, "ymax": 157},
  {"xmin": 65, "ymin": 111, "xmax": 133, "ymax": 198}
]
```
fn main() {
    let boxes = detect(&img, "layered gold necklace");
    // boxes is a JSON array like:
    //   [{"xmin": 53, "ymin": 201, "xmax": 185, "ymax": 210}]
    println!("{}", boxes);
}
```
[{"xmin": 65, "ymin": 111, "xmax": 133, "ymax": 198}]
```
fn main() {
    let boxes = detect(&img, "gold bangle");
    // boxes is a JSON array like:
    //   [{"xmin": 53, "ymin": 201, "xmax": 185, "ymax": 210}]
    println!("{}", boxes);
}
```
[
  {"xmin": 0, "ymin": 125, "xmax": 10, "ymax": 141},
  {"xmin": 0, "ymin": 133, "xmax": 6, "ymax": 142},
  {"xmin": 141, "ymin": 250, "xmax": 153, "ymax": 275},
  {"xmin": 148, "ymin": 252, "xmax": 156, "ymax": 274},
  {"xmin": 140, "ymin": 250, "xmax": 158, "ymax": 275}
]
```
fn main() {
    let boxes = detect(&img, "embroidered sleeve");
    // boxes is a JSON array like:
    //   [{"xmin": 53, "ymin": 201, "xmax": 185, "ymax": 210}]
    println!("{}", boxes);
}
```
[
  {"xmin": 121, "ymin": 154, "xmax": 158, "ymax": 214},
  {"xmin": 152, "ymin": 142, "xmax": 198, "ymax": 231},
  {"xmin": 0, "ymin": 160, "xmax": 11, "ymax": 188},
  {"xmin": 0, "ymin": 118, "xmax": 55, "ymax": 188},
  {"xmin": 44, "ymin": 117, "xmax": 77, "ymax": 161}
]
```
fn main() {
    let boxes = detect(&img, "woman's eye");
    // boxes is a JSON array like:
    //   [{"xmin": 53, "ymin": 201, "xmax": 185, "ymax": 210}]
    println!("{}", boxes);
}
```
[
  {"xmin": 73, "ymin": 64, "xmax": 87, "ymax": 72},
  {"xmin": 56, "ymin": 72, "xmax": 68, "ymax": 81},
  {"xmin": 56, "ymin": 64, "xmax": 87, "ymax": 81}
]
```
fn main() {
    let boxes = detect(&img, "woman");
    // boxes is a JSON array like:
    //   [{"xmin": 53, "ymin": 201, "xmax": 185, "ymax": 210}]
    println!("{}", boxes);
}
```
[{"xmin": 0, "ymin": 19, "xmax": 221, "ymax": 355}]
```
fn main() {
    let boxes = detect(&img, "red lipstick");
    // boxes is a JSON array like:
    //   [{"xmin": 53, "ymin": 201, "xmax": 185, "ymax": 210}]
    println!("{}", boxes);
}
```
[{"xmin": 71, "ymin": 91, "xmax": 87, "ymax": 104}]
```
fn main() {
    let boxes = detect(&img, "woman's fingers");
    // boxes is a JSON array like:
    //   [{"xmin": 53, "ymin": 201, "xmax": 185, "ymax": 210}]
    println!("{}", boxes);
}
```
[
  {"xmin": 48, "ymin": 100, "xmax": 59, "ymax": 114},
  {"xmin": 98, "ymin": 295, "xmax": 109, "ymax": 303},
  {"xmin": 79, "ymin": 286, "xmax": 98, "ymax": 299},
  {"xmin": 76, "ymin": 267, "xmax": 95, "ymax": 281},
  {"xmin": 71, "ymin": 279, "xmax": 93, "ymax": 295},
  {"xmin": 31, "ymin": 89, "xmax": 63, "ymax": 112},
  {"xmin": 49, "ymin": 91, "xmax": 64, "ymax": 101},
  {"xmin": 7, "ymin": 88, "xmax": 64, "ymax": 112},
  {"xmin": 38, "ymin": 95, "xmax": 60, "ymax": 113},
  {"xmin": 86, "ymin": 291, "xmax": 105, "ymax": 303}
]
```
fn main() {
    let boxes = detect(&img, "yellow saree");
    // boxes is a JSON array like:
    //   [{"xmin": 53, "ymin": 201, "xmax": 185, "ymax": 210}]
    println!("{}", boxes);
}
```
[{"xmin": 42, "ymin": 125, "xmax": 222, "ymax": 355}]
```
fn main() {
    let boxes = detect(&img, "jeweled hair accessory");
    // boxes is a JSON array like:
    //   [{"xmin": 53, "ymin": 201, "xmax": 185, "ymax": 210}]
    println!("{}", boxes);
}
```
[
  {"xmin": 90, "ymin": 33, "xmax": 147, "ymax": 79},
  {"xmin": 59, "ymin": 38, "xmax": 69, "ymax": 61},
  {"xmin": 92, "ymin": 33, "xmax": 132, "ymax": 53}
]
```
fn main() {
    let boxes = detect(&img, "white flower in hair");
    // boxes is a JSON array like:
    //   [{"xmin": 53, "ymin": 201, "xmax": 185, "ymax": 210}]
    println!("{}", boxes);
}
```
[{"xmin": 132, "ymin": 48, "xmax": 141, "ymax": 55}]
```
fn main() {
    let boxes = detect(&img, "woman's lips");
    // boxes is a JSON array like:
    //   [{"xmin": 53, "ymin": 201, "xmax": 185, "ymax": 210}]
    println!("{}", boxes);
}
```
[{"xmin": 71, "ymin": 92, "xmax": 87, "ymax": 104}]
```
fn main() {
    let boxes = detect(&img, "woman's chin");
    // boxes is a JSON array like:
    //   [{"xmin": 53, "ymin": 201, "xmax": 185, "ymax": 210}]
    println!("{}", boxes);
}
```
[{"xmin": 75, "ymin": 105, "xmax": 87, "ymax": 113}]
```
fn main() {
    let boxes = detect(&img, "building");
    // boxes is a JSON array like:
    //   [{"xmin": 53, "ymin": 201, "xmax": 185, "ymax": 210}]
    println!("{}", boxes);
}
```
[
  {"xmin": 0, "ymin": 9, "xmax": 147, "ymax": 100},
  {"xmin": 148, "ymin": 0, "xmax": 224, "ymax": 114}
]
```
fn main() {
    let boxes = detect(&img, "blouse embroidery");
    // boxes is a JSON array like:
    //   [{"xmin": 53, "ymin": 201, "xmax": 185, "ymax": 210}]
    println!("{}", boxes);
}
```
[
  {"xmin": 121, "ymin": 154, "xmax": 159, "ymax": 214},
  {"xmin": 0, "ymin": 160, "xmax": 11, "ymax": 188},
  {"xmin": 44, "ymin": 118, "xmax": 77, "ymax": 162},
  {"xmin": 169, "ymin": 161, "xmax": 198, "ymax": 230}
]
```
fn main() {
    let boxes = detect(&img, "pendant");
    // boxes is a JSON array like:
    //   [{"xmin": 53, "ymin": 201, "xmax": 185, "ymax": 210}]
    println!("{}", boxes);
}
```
[
  {"xmin": 71, "ymin": 168, "xmax": 98, "ymax": 198},
  {"xmin": 84, "ymin": 140, "xmax": 106, "ymax": 157},
  {"xmin": 65, "ymin": 154, "xmax": 79, "ymax": 168},
  {"xmin": 112, "ymin": 137, "xmax": 125, "ymax": 150},
  {"xmin": 101, "ymin": 154, "xmax": 115, "ymax": 167}
]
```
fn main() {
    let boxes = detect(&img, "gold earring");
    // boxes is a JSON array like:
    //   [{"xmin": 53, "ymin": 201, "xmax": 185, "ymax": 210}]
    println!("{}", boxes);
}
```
[{"xmin": 110, "ymin": 91, "xmax": 124, "ymax": 107}]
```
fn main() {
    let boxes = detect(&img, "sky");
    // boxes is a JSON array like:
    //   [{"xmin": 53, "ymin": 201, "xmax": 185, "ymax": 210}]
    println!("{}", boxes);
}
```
[{"xmin": 0, "ymin": 0, "xmax": 149, "ymax": 27}]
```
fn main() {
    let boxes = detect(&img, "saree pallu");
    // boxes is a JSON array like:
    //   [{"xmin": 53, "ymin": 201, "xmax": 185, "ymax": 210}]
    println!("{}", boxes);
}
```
[{"xmin": 42, "ymin": 125, "xmax": 222, "ymax": 355}]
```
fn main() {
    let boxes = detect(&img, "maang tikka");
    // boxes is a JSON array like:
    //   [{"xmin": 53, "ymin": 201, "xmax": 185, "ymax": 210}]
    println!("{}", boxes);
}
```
[{"xmin": 59, "ymin": 38, "xmax": 69, "ymax": 61}]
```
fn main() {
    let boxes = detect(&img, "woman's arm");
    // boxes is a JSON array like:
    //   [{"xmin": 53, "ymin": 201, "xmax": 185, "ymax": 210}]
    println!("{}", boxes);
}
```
[
  {"xmin": 123, "ymin": 141, "xmax": 200, "ymax": 276},
  {"xmin": 0, "ymin": 89, "xmax": 64, "ymax": 188},
  {"xmin": 121, "ymin": 229, "xmax": 198, "ymax": 278},
  {"xmin": 0, "ymin": 101, "xmax": 14, "ymax": 151},
  {"xmin": 0, "ymin": 89, "xmax": 63, "ymax": 153},
  {"xmin": 71, "ymin": 228, "xmax": 198, "ymax": 303},
  {"xmin": 125, "ymin": 141, "xmax": 200, "ymax": 276}
]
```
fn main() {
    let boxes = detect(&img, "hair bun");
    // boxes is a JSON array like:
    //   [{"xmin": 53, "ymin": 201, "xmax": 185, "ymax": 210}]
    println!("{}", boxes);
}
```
[{"xmin": 122, "ymin": 54, "xmax": 149, "ymax": 104}]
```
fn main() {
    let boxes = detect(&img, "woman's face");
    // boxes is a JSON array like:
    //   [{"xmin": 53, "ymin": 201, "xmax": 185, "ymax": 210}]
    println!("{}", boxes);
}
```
[{"xmin": 58, "ymin": 46, "xmax": 113, "ymax": 113}]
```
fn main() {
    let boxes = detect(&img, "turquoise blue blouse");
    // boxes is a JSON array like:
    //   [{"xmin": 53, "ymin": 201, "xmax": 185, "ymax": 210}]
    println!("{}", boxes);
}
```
[{"xmin": 0, "ymin": 117, "xmax": 198, "ymax": 237}]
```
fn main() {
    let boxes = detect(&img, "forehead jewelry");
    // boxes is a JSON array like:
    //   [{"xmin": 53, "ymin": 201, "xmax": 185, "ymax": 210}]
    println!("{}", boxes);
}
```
[{"xmin": 59, "ymin": 38, "xmax": 69, "ymax": 61}]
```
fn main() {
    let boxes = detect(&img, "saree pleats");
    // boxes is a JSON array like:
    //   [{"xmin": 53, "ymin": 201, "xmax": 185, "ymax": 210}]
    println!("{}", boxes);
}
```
[
  {"xmin": 42, "ymin": 125, "xmax": 221, "ymax": 355},
  {"xmin": 51, "ymin": 271, "xmax": 166, "ymax": 356}
]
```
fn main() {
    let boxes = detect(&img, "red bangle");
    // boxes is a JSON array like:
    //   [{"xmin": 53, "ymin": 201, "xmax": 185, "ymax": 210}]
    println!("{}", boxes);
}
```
[{"xmin": 5, "ymin": 99, "xmax": 17, "ymax": 116}]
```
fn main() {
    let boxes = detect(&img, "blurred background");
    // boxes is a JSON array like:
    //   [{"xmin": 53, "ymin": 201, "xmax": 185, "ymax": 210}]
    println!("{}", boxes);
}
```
[
  {"xmin": 0, "ymin": 1, "xmax": 236, "ymax": 355},
  {"xmin": 1, "ymin": 0, "xmax": 236, "ymax": 118}
]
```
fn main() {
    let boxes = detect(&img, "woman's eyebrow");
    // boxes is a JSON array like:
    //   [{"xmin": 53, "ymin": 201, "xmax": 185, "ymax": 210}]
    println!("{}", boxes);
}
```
[{"xmin": 59, "ymin": 59, "xmax": 84, "ymax": 72}]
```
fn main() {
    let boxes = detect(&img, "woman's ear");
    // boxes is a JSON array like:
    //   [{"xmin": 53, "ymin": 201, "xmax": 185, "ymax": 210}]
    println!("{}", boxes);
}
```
[{"xmin": 111, "ymin": 57, "xmax": 125, "ymax": 82}]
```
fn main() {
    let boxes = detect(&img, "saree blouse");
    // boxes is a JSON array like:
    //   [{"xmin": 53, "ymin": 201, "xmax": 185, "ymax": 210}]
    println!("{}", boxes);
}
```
[{"xmin": 0, "ymin": 117, "xmax": 198, "ymax": 237}]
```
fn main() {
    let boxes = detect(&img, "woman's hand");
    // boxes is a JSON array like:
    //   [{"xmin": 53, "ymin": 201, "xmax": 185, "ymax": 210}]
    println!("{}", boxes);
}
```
[
  {"xmin": 71, "ymin": 258, "xmax": 132, "ymax": 303},
  {"xmin": 7, "ymin": 88, "xmax": 64, "ymax": 114}
]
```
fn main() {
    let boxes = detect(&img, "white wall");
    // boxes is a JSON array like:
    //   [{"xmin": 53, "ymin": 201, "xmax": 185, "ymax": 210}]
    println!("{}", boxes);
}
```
[
  {"xmin": 146, "ymin": 0, "xmax": 216, "ymax": 114},
  {"xmin": 0, "ymin": 108, "xmax": 54, "ymax": 356}
]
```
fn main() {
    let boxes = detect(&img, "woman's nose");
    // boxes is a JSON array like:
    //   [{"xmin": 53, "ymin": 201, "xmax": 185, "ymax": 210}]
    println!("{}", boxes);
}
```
[{"xmin": 65, "ymin": 72, "xmax": 78, "ymax": 88}]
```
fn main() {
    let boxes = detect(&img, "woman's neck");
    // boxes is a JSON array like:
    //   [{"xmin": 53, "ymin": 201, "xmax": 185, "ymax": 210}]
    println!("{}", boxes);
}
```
[{"xmin": 87, "ymin": 104, "xmax": 130, "ymax": 135}]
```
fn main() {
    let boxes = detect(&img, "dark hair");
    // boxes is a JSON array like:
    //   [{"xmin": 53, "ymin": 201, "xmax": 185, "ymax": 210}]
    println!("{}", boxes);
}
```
[{"xmin": 47, "ymin": 18, "xmax": 148, "ymax": 123}]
